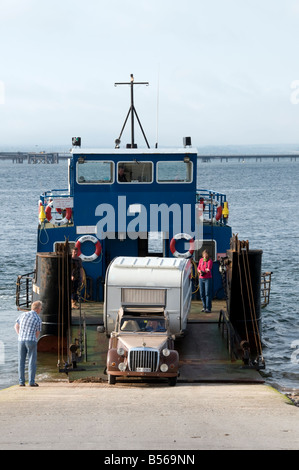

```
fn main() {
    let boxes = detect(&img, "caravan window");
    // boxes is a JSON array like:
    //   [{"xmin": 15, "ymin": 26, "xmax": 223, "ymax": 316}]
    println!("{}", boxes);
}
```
[
  {"xmin": 157, "ymin": 161, "xmax": 193, "ymax": 183},
  {"xmin": 117, "ymin": 161, "xmax": 153, "ymax": 183},
  {"xmin": 77, "ymin": 161, "xmax": 114, "ymax": 184}
]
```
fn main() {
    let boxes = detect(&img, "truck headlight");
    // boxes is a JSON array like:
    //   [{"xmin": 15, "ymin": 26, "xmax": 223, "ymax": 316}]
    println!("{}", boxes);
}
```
[
  {"xmin": 117, "ymin": 347, "xmax": 125, "ymax": 356},
  {"xmin": 162, "ymin": 348, "xmax": 170, "ymax": 357},
  {"xmin": 160, "ymin": 364, "xmax": 169, "ymax": 372},
  {"xmin": 118, "ymin": 362, "xmax": 126, "ymax": 372}
]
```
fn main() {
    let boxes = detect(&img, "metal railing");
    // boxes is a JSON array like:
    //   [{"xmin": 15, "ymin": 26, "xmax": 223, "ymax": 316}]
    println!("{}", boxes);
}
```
[
  {"xmin": 196, "ymin": 189, "xmax": 228, "ymax": 224},
  {"xmin": 40, "ymin": 189, "xmax": 72, "ymax": 204},
  {"xmin": 16, "ymin": 272, "xmax": 35, "ymax": 310},
  {"xmin": 261, "ymin": 271, "xmax": 272, "ymax": 308}
]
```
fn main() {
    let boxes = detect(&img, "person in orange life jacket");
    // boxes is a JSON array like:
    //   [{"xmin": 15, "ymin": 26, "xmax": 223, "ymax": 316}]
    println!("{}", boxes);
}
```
[{"xmin": 198, "ymin": 250, "xmax": 213, "ymax": 313}]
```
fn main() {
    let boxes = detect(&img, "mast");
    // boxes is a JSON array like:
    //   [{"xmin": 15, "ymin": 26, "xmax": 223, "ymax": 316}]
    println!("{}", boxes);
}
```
[{"xmin": 115, "ymin": 74, "xmax": 150, "ymax": 149}]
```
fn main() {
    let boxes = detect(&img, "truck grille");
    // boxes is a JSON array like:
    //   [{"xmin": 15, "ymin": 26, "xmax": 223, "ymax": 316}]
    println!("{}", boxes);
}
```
[{"xmin": 129, "ymin": 348, "xmax": 159, "ymax": 372}]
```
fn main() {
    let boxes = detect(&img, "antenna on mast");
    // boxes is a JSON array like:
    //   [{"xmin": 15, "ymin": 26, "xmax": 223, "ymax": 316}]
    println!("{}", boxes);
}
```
[{"xmin": 114, "ymin": 74, "xmax": 150, "ymax": 149}]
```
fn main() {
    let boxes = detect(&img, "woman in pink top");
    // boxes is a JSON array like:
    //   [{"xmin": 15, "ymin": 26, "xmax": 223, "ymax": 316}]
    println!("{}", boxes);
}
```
[{"xmin": 198, "ymin": 250, "xmax": 213, "ymax": 313}]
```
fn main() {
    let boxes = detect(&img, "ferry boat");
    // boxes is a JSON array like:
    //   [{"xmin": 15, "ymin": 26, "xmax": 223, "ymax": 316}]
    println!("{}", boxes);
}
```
[{"xmin": 16, "ymin": 75, "xmax": 270, "ymax": 380}]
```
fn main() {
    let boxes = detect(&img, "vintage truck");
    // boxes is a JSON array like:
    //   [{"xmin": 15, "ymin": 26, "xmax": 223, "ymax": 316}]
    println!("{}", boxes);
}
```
[
  {"xmin": 104, "ymin": 256, "xmax": 192, "ymax": 385},
  {"xmin": 106, "ymin": 306, "xmax": 179, "ymax": 385}
]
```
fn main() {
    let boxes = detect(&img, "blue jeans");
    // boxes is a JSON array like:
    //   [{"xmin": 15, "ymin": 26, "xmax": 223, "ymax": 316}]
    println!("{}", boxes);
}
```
[
  {"xmin": 200, "ymin": 278, "xmax": 212, "ymax": 311},
  {"xmin": 18, "ymin": 341, "xmax": 37, "ymax": 386}
]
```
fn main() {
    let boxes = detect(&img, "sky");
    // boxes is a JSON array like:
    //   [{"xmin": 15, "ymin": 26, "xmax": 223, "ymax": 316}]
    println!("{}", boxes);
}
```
[{"xmin": 1, "ymin": 0, "xmax": 299, "ymax": 149}]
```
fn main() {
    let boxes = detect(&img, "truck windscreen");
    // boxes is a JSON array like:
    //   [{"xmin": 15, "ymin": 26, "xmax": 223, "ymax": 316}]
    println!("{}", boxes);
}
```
[{"xmin": 120, "ymin": 317, "xmax": 166, "ymax": 332}]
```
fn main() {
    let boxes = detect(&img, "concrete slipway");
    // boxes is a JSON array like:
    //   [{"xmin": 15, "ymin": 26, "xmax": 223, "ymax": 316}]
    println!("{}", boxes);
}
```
[
  {"xmin": 0, "ymin": 382, "xmax": 298, "ymax": 450},
  {"xmin": 1, "ymin": 302, "xmax": 298, "ymax": 450}
]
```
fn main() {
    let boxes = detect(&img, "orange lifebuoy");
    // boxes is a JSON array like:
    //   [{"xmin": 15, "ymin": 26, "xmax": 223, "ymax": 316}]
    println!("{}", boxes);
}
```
[
  {"xmin": 170, "ymin": 233, "xmax": 195, "ymax": 259},
  {"xmin": 75, "ymin": 235, "xmax": 102, "ymax": 262},
  {"xmin": 45, "ymin": 202, "xmax": 72, "ymax": 226},
  {"xmin": 215, "ymin": 206, "xmax": 222, "ymax": 221}
]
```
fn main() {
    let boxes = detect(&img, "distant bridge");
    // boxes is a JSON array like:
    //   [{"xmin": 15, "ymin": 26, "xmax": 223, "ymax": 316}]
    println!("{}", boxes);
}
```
[
  {"xmin": 0, "ymin": 151, "xmax": 67, "ymax": 163},
  {"xmin": 197, "ymin": 153, "xmax": 298, "ymax": 162},
  {"xmin": 0, "ymin": 151, "xmax": 298, "ymax": 163}
]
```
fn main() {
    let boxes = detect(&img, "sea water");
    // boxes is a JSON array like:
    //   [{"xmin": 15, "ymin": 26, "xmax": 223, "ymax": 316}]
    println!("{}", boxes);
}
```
[{"xmin": 0, "ymin": 156, "xmax": 298, "ymax": 391}]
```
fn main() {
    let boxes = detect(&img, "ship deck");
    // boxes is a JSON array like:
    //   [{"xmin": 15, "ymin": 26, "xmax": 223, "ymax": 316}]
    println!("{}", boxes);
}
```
[{"xmin": 65, "ymin": 300, "xmax": 263, "ymax": 385}]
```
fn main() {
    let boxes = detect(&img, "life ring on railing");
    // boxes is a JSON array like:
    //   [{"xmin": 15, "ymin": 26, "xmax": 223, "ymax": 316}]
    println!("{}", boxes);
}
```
[
  {"xmin": 197, "ymin": 194, "xmax": 228, "ymax": 222},
  {"xmin": 75, "ymin": 235, "xmax": 102, "ymax": 262},
  {"xmin": 45, "ymin": 202, "xmax": 72, "ymax": 226},
  {"xmin": 170, "ymin": 233, "xmax": 195, "ymax": 259},
  {"xmin": 215, "ymin": 205, "xmax": 222, "ymax": 221}
]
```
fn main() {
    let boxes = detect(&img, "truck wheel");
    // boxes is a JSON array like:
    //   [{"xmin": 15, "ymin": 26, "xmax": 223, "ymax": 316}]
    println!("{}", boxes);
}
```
[
  {"xmin": 168, "ymin": 377, "xmax": 177, "ymax": 387},
  {"xmin": 108, "ymin": 374, "xmax": 116, "ymax": 385}
]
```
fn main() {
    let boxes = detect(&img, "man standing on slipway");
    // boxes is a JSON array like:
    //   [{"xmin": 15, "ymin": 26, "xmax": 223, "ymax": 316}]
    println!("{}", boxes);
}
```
[{"xmin": 14, "ymin": 301, "xmax": 42, "ymax": 387}]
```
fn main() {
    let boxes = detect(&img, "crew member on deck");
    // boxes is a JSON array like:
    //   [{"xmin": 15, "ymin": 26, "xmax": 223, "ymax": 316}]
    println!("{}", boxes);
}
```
[{"xmin": 71, "ymin": 247, "xmax": 84, "ymax": 309}]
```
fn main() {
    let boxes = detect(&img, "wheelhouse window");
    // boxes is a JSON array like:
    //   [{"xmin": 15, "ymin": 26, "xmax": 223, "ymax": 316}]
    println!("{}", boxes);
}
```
[
  {"xmin": 117, "ymin": 161, "xmax": 153, "ymax": 183},
  {"xmin": 77, "ymin": 161, "xmax": 114, "ymax": 184},
  {"xmin": 157, "ymin": 161, "xmax": 193, "ymax": 183}
]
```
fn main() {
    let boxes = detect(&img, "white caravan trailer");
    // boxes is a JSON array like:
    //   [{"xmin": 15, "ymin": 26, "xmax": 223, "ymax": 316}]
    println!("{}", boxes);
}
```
[{"xmin": 104, "ymin": 256, "xmax": 192, "ymax": 337}]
